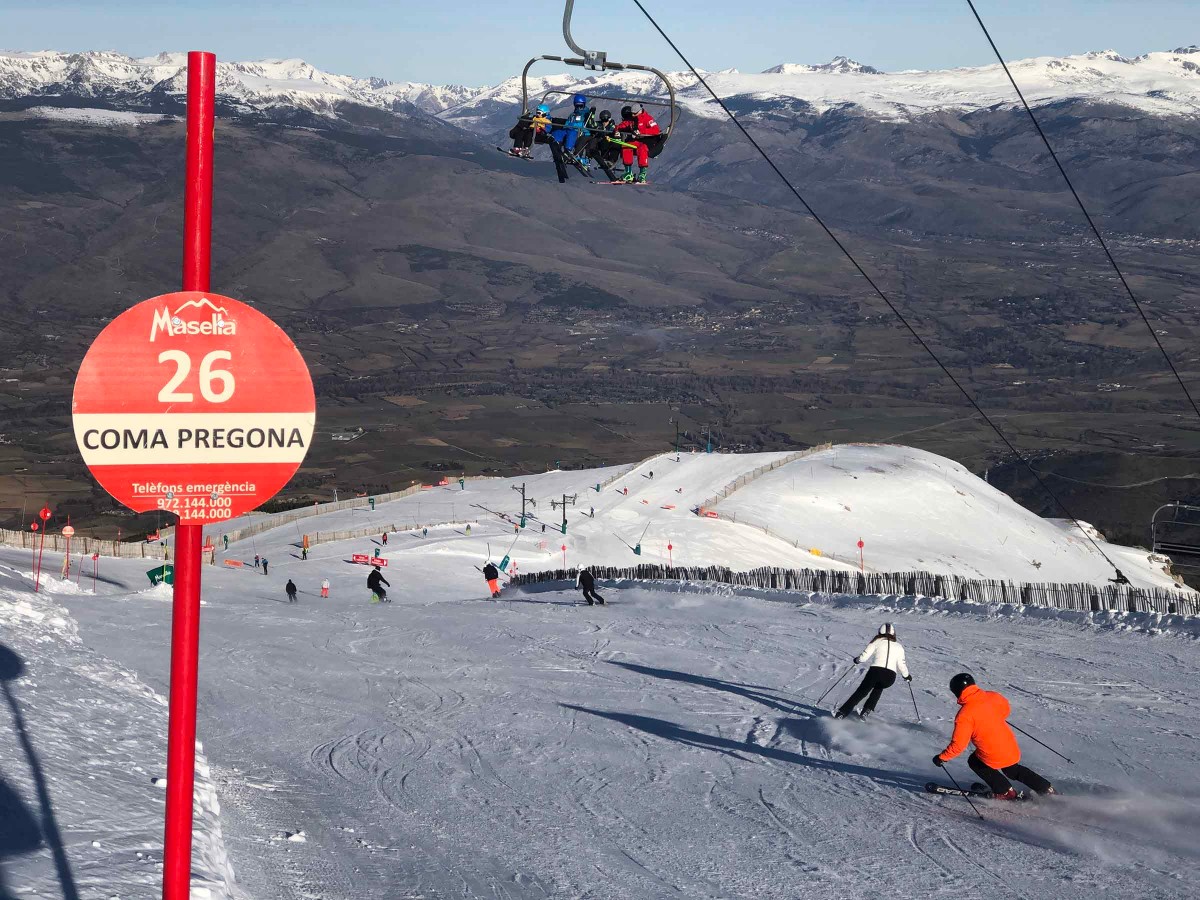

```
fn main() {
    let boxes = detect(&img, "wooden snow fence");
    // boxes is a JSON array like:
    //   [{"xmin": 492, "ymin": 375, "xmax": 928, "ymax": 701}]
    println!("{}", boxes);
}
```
[{"xmin": 509, "ymin": 564, "xmax": 1198, "ymax": 617}]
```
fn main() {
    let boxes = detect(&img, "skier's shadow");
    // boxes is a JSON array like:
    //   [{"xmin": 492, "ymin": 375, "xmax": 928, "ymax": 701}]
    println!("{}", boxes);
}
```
[
  {"xmin": 608, "ymin": 661, "xmax": 823, "ymax": 717},
  {"xmin": 0, "ymin": 643, "xmax": 79, "ymax": 900},
  {"xmin": 564, "ymin": 703, "xmax": 922, "ymax": 792}
]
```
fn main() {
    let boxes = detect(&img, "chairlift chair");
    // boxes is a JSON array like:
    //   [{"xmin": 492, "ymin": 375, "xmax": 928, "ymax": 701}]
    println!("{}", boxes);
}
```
[{"xmin": 518, "ymin": 0, "xmax": 678, "ymax": 145}]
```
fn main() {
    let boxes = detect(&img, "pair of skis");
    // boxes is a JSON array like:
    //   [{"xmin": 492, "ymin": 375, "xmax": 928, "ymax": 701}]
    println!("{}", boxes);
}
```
[{"xmin": 925, "ymin": 782, "xmax": 1027, "ymax": 800}]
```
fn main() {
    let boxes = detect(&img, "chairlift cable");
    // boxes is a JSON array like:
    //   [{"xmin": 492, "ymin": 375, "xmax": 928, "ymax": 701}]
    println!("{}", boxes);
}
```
[
  {"xmin": 627, "ymin": 0, "xmax": 1125, "ymax": 577},
  {"xmin": 965, "ymin": 0, "xmax": 1200, "ymax": 424}
]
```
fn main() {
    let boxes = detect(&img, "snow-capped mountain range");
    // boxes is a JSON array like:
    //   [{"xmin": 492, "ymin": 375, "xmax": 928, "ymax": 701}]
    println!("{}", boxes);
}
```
[{"xmin": 2, "ymin": 46, "xmax": 1200, "ymax": 128}]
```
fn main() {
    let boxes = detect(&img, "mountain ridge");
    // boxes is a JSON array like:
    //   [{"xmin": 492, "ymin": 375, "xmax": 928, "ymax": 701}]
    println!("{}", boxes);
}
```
[{"xmin": 4, "ymin": 46, "xmax": 1200, "ymax": 126}]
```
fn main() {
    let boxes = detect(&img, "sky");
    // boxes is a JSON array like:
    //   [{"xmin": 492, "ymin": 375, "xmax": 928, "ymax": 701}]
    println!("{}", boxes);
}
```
[{"xmin": 3, "ymin": 1, "xmax": 1198, "ymax": 86}]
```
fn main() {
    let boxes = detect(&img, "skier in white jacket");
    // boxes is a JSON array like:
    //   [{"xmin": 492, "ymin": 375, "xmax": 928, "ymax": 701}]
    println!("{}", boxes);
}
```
[{"xmin": 834, "ymin": 623, "xmax": 911, "ymax": 720}]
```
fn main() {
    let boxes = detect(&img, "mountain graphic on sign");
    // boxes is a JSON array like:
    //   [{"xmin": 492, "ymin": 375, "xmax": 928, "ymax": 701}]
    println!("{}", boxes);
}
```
[{"xmin": 173, "ymin": 297, "xmax": 229, "ymax": 317}]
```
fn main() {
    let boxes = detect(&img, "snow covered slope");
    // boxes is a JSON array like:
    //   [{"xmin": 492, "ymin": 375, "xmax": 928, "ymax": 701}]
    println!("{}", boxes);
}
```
[
  {"xmin": 716, "ymin": 444, "xmax": 1177, "ymax": 587},
  {"xmin": 3, "ymin": 527, "xmax": 1195, "ymax": 898},
  {"xmin": 174, "ymin": 444, "xmax": 1181, "ymax": 591},
  {"xmin": 0, "ymin": 563, "xmax": 236, "ymax": 898}
]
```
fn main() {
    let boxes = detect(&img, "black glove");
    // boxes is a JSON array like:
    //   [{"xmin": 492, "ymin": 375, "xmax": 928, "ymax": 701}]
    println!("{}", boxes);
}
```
[{"xmin": 932, "ymin": 755, "xmax": 945, "ymax": 768}]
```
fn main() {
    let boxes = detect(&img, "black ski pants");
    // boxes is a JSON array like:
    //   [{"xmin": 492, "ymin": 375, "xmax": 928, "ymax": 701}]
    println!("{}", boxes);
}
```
[
  {"xmin": 968, "ymin": 752, "xmax": 1053, "ymax": 795},
  {"xmin": 838, "ymin": 666, "xmax": 895, "ymax": 716},
  {"xmin": 581, "ymin": 586, "xmax": 604, "ymax": 605}
]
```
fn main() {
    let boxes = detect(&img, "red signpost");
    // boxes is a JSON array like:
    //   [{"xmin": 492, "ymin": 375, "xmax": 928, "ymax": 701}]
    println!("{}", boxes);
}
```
[
  {"xmin": 92, "ymin": 552, "xmax": 100, "ymax": 593},
  {"xmin": 29, "ymin": 523, "xmax": 38, "ymax": 581},
  {"xmin": 69, "ymin": 52, "xmax": 315, "ymax": 900},
  {"xmin": 857, "ymin": 538, "xmax": 865, "ymax": 573},
  {"xmin": 562, "ymin": 543, "xmax": 567, "ymax": 567},
  {"xmin": 34, "ymin": 507, "xmax": 51, "ymax": 592},
  {"xmin": 668, "ymin": 542, "xmax": 674, "ymax": 567}
]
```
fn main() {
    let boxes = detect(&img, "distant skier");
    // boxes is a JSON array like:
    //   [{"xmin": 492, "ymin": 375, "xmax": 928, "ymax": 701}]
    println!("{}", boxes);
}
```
[
  {"xmin": 301, "ymin": 546, "xmax": 308, "ymax": 561},
  {"xmin": 320, "ymin": 578, "xmax": 330, "ymax": 598},
  {"xmin": 285, "ymin": 579, "xmax": 298, "ymax": 603},
  {"xmin": 254, "ymin": 554, "xmax": 260, "ymax": 569},
  {"xmin": 261, "ymin": 558, "xmax": 269, "ymax": 576},
  {"xmin": 382, "ymin": 532, "xmax": 388, "ymax": 546},
  {"xmin": 482, "ymin": 561, "xmax": 501, "ymax": 599},
  {"xmin": 422, "ymin": 527, "xmax": 428, "ymax": 539},
  {"xmin": 576, "ymin": 567, "xmax": 605, "ymax": 606},
  {"xmin": 834, "ymin": 623, "xmax": 910, "ymax": 720},
  {"xmin": 933, "ymin": 674, "xmax": 1056, "ymax": 799},
  {"xmin": 367, "ymin": 565, "xmax": 390, "ymax": 603},
  {"xmin": 465, "ymin": 524, "xmax": 472, "ymax": 536},
  {"xmin": 222, "ymin": 534, "xmax": 229, "ymax": 551}
]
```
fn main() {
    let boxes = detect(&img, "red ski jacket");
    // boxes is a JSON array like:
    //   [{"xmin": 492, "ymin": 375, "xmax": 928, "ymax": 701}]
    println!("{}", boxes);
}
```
[{"xmin": 617, "ymin": 110, "xmax": 662, "ymax": 137}]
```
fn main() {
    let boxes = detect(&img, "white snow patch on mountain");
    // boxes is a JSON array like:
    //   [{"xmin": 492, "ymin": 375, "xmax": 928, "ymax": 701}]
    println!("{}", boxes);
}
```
[{"xmin": 21, "ymin": 106, "xmax": 171, "ymax": 126}]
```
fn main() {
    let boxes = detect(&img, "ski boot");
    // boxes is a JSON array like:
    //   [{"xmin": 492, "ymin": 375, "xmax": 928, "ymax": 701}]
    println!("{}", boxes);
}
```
[
  {"xmin": 994, "ymin": 788, "xmax": 1022, "ymax": 801},
  {"xmin": 857, "ymin": 709, "xmax": 871, "ymax": 721},
  {"xmin": 621, "ymin": 169, "xmax": 635, "ymax": 183},
  {"xmin": 637, "ymin": 171, "xmax": 648, "ymax": 184}
]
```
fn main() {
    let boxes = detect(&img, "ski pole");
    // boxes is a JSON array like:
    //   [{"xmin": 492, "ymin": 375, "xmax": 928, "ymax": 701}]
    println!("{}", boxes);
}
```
[
  {"xmin": 907, "ymin": 679, "xmax": 921, "ymax": 723},
  {"xmin": 943, "ymin": 766, "xmax": 984, "ymax": 819},
  {"xmin": 1009, "ymin": 722, "xmax": 1074, "ymax": 764},
  {"xmin": 815, "ymin": 665, "xmax": 854, "ymax": 705}
]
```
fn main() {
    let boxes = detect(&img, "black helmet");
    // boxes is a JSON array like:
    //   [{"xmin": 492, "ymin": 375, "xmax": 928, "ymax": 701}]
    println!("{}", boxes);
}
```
[
  {"xmin": 877, "ymin": 623, "xmax": 895, "ymax": 637},
  {"xmin": 599, "ymin": 110, "xmax": 612, "ymax": 122},
  {"xmin": 949, "ymin": 673, "xmax": 975, "ymax": 697},
  {"xmin": 621, "ymin": 105, "xmax": 634, "ymax": 120}
]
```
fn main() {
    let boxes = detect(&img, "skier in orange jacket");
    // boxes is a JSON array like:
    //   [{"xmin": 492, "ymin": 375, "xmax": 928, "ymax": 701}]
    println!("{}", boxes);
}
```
[{"xmin": 933, "ymin": 673, "xmax": 1056, "ymax": 799}]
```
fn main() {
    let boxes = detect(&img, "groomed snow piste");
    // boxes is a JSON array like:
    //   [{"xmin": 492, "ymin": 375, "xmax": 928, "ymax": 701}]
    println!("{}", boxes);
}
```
[{"xmin": 0, "ymin": 444, "xmax": 1196, "ymax": 897}]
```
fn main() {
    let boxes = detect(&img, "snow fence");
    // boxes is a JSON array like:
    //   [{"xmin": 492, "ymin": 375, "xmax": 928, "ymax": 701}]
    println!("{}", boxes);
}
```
[{"xmin": 511, "ymin": 564, "xmax": 1198, "ymax": 616}]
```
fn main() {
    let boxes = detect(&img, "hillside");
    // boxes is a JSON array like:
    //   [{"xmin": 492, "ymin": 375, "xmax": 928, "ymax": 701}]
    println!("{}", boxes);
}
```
[
  {"xmin": 4, "ymin": 46, "xmax": 1200, "ymax": 564},
  {"xmin": 173, "ymin": 444, "xmax": 1185, "ymax": 591}
]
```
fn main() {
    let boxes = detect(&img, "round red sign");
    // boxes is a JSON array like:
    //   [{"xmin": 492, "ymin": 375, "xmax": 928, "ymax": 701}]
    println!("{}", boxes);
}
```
[
  {"xmin": 72, "ymin": 291, "xmax": 315, "ymax": 524},
  {"xmin": 62, "ymin": 526, "xmax": 76, "ymax": 538}
]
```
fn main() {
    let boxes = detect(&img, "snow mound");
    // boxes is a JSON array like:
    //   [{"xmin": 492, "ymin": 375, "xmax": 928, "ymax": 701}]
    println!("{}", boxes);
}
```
[
  {"xmin": 0, "ymin": 584, "xmax": 236, "ymax": 897},
  {"xmin": 717, "ymin": 444, "xmax": 1182, "ymax": 590}
]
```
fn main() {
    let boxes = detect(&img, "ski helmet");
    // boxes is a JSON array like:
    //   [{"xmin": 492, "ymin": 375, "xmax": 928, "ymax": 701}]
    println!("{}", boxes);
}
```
[
  {"xmin": 621, "ymin": 105, "xmax": 634, "ymax": 120},
  {"xmin": 878, "ymin": 623, "xmax": 895, "ymax": 637},
  {"xmin": 949, "ymin": 673, "xmax": 976, "ymax": 697},
  {"xmin": 573, "ymin": 93, "xmax": 588, "ymax": 107},
  {"xmin": 536, "ymin": 103, "xmax": 551, "ymax": 114},
  {"xmin": 598, "ymin": 110, "xmax": 612, "ymax": 122}
]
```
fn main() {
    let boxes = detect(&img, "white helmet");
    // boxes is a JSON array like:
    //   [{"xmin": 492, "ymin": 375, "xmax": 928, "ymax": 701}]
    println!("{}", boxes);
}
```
[{"xmin": 878, "ymin": 623, "xmax": 895, "ymax": 637}]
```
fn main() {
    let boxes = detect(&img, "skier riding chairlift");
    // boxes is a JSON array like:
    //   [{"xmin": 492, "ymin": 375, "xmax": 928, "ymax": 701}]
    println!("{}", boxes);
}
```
[{"xmin": 510, "ymin": 0, "xmax": 677, "ymax": 183}]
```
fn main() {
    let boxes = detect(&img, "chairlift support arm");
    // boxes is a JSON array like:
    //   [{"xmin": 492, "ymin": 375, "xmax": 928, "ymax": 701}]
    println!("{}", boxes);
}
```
[{"xmin": 563, "ymin": 0, "xmax": 606, "ymax": 70}]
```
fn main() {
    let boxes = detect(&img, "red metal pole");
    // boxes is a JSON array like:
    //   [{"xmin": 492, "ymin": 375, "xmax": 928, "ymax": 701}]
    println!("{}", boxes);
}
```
[
  {"xmin": 30, "ymin": 526, "xmax": 37, "ymax": 585},
  {"xmin": 35, "ymin": 525, "xmax": 47, "ymax": 593},
  {"xmin": 93, "ymin": 556, "xmax": 99, "ymax": 594},
  {"xmin": 162, "ymin": 49, "xmax": 215, "ymax": 900}
]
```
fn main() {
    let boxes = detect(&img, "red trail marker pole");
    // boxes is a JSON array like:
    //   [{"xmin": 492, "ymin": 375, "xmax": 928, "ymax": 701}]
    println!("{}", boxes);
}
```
[
  {"xmin": 162, "ymin": 50, "xmax": 215, "ymax": 900},
  {"xmin": 857, "ymin": 538, "xmax": 865, "ymax": 573},
  {"xmin": 29, "ymin": 523, "xmax": 38, "ymax": 582},
  {"xmin": 562, "ymin": 543, "xmax": 567, "ymax": 568},
  {"xmin": 668, "ymin": 542, "xmax": 673, "ymax": 567},
  {"xmin": 35, "ymin": 507, "xmax": 51, "ymax": 592},
  {"xmin": 92, "ymin": 552, "xmax": 100, "ymax": 594}
]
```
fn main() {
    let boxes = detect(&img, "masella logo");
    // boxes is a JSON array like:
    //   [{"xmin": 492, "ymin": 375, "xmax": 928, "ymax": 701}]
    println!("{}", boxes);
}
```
[{"xmin": 149, "ymin": 297, "xmax": 237, "ymax": 342}]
